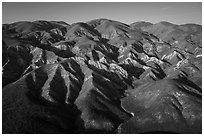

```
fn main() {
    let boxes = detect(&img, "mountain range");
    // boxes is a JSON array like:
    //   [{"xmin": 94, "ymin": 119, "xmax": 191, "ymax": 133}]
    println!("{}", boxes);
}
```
[{"xmin": 2, "ymin": 19, "xmax": 202, "ymax": 133}]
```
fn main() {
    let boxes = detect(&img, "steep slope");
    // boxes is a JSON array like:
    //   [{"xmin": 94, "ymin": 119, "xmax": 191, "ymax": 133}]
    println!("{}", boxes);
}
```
[
  {"xmin": 119, "ymin": 77, "xmax": 201, "ymax": 133},
  {"xmin": 3, "ymin": 59, "xmax": 83, "ymax": 133},
  {"xmin": 2, "ymin": 19, "xmax": 202, "ymax": 134}
]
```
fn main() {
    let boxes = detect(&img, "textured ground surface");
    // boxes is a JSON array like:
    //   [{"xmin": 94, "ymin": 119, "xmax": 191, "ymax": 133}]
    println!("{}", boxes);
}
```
[{"xmin": 2, "ymin": 19, "xmax": 202, "ymax": 133}]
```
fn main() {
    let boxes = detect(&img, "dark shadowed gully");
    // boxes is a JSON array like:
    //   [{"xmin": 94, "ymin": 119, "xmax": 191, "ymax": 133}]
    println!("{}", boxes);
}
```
[{"xmin": 2, "ymin": 19, "xmax": 202, "ymax": 133}]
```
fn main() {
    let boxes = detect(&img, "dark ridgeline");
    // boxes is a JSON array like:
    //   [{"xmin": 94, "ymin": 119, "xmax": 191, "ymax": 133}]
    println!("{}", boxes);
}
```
[{"xmin": 2, "ymin": 19, "xmax": 202, "ymax": 134}]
